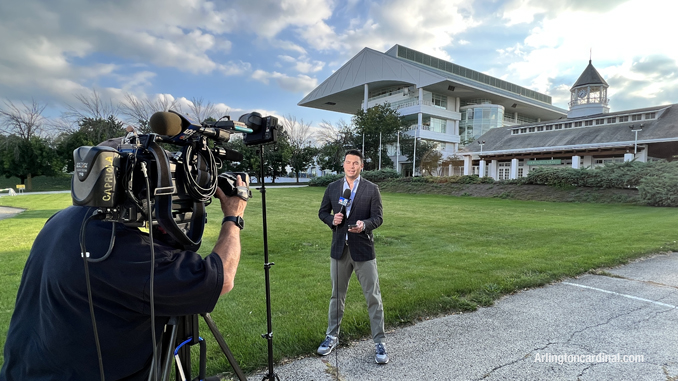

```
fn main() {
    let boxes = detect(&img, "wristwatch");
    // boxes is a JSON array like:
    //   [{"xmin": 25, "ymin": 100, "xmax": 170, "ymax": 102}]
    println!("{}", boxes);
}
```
[{"xmin": 222, "ymin": 216, "xmax": 244, "ymax": 229}]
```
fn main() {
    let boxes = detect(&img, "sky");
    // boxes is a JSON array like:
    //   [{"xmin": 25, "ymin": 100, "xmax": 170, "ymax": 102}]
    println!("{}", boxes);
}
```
[{"xmin": 1, "ymin": 0, "xmax": 677, "ymax": 134}]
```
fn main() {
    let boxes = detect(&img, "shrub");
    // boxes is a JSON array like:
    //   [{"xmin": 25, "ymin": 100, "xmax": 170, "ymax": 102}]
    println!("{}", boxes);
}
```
[
  {"xmin": 308, "ymin": 169, "xmax": 401, "ymax": 187},
  {"xmin": 361, "ymin": 168, "xmax": 402, "ymax": 183},
  {"xmin": 523, "ymin": 161, "xmax": 673, "ymax": 189},
  {"xmin": 638, "ymin": 162, "xmax": 678, "ymax": 206}
]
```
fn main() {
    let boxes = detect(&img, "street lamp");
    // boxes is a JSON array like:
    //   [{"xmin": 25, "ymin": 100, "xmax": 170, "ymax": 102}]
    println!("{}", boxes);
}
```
[
  {"xmin": 478, "ymin": 140, "xmax": 485, "ymax": 154},
  {"xmin": 629, "ymin": 124, "xmax": 643, "ymax": 155}
]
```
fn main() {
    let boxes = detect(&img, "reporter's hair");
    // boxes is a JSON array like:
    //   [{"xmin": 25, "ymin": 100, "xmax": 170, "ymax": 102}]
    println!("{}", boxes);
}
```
[{"xmin": 344, "ymin": 149, "xmax": 364, "ymax": 163}]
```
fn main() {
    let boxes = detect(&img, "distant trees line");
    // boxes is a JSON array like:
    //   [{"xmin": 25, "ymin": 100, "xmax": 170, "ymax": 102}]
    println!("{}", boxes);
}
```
[{"xmin": 0, "ymin": 91, "xmax": 439, "ymax": 189}]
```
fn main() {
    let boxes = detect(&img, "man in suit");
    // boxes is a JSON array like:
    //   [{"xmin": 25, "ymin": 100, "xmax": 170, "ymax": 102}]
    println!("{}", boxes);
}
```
[{"xmin": 317, "ymin": 149, "xmax": 388, "ymax": 364}]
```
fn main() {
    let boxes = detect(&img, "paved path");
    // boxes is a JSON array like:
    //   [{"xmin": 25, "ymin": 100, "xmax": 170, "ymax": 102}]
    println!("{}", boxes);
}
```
[
  {"xmin": 0, "ymin": 206, "xmax": 24, "ymax": 220},
  {"xmin": 250, "ymin": 253, "xmax": 678, "ymax": 380}
]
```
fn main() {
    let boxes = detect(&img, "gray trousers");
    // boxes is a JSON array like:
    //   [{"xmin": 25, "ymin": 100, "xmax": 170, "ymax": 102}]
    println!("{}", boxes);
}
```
[{"xmin": 326, "ymin": 244, "xmax": 386, "ymax": 344}]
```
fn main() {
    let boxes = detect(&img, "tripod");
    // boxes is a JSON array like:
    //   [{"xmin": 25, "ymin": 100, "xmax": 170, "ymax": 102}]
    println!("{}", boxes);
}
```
[
  {"xmin": 150, "ymin": 313, "xmax": 247, "ymax": 381},
  {"xmin": 256, "ymin": 146, "xmax": 279, "ymax": 381}
]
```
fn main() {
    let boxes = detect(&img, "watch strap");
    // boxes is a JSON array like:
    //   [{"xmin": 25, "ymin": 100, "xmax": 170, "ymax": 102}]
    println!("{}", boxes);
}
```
[{"xmin": 222, "ymin": 216, "xmax": 244, "ymax": 229}]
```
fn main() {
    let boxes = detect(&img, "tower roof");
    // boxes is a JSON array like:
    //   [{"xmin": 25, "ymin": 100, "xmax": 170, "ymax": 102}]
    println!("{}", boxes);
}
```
[{"xmin": 571, "ymin": 60, "xmax": 608, "ymax": 90}]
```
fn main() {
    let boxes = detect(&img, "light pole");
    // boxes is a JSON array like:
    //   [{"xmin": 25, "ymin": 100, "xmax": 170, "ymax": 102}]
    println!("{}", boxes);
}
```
[
  {"xmin": 478, "ymin": 140, "xmax": 485, "ymax": 177},
  {"xmin": 629, "ymin": 124, "xmax": 643, "ymax": 155}
]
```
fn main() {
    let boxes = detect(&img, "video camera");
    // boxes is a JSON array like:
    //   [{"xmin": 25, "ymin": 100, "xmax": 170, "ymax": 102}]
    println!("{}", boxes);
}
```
[{"xmin": 70, "ymin": 110, "xmax": 279, "ymax": 250}]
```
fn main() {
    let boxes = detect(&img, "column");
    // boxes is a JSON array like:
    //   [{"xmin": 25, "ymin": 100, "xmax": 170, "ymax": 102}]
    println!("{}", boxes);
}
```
[
  {"xmin": 463, "ymin": 156, "xmax": 472, "ymax": 176},
  {"xmin": 514, "ymin": 112, "xmax": 518, "ymax": 123},
  {"xmin": 363, "ymin": 84, "xmax": 369, "ymax": 111},
  {"xmin": 637, "ymin": 147, "xmax": 648, "ymax": 162},
  {"xmin": 624, "ymin": 153, "xmax": 634, "ymax": 162},
  {"xmin": 449, "ymin": 164, "xmax": 453, "ymax": 177},
  {"xmin": 419, "ymin": 87, "xmax": 424, "ymax": 105},
  {"xmin": 490, "ymin": 160, "xmax": 498, "ymax": 180},
  {"xmin": 509, "ymin": 158, "xmax": 518, "ymax": 179},
  {"xmin": 479, "ymin": 160, "xmax": 486, "ymax": 178},
  {"xmin": 572, "ymin": 155, "xmax": 581, "ymax": 169},
  {"xmin": 582, "ymin": 156, "xmax": 593, "ymax": 167}
]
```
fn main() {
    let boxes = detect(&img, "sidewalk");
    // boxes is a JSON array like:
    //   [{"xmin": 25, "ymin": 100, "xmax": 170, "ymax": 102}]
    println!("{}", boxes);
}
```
[{"xmin": 250, "ymin": 253, "xmax": 678, "ymax": 380}]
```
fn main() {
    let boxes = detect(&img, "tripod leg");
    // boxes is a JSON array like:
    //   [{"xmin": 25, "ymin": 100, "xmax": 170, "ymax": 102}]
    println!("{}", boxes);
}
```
[{"xmin": 201, "ymin": 313, "xmax": 248, "ymax": 381}]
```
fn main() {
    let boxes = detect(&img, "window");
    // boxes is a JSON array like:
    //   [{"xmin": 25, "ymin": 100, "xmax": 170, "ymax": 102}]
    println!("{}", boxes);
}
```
[
  {"xmin": 632, "ymin": 114, "xmax": 642, "ymax": 121},
  {"xmin": 619, "ymin": 116, "xmax": 629, "ymax": 122},
  {"xmin": 607, "ymin": 117, "xmax": 616, "ymax": 123},
  {"xmin": 511, "ymin": 129, "xmax": 519, "ymax": 135},
  {"xmin": 596, "ymin": 119, "xmax": 605, "ymax": 125},
  {"xmin": 555, "ymin": 124, "xmax": 563, "ymax": 130},
  {"xmin": 537, "ymin": 126, "xmax": 544, "ymax": 131},
  {"xmin": 528, "ymin": 127, "xmax": 535, "ymax": 132},
  {"xmin": 545, "ymin": 125, "xmax": 553, "ymax": 131},
  {"xmin": 518, "ymin": 167, "xmax": 524, "ymax": 178},
  {"xmin": 585, "ymin": 120, "xmax": 593, "ymax": 126},
  {"xmin": 563, "ymin": 123, "xmax": 572, "ymax": 128},
  {"xmin": 432, "ymin": 93, "xmax": 447, "ymax": 109},
  {"xmin": 520, "ymin": 128, "xmax": 527, "ymax": 133},
  {"xmin": 574, "ymin": 122, "xmax": 583, "ymax": 127},
  {"xmin": 645, "ymin": 112, "xmax": 656, "ymax": 119}
]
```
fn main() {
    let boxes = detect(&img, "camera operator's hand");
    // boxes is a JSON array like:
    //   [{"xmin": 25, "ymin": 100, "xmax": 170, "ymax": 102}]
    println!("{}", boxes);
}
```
[
  {"xmin": 213, "ymin": 174, "xmax": 248, "ymax": 296},
  {"xmin": 215, "ymin": 175, "xmax": 248, "ymax": 218}
]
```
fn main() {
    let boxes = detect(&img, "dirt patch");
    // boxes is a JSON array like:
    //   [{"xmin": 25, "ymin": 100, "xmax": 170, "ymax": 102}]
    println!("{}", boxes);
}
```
[{"xmin": 378, "ymin": 182, "xmax": 640, "ymax": 204}]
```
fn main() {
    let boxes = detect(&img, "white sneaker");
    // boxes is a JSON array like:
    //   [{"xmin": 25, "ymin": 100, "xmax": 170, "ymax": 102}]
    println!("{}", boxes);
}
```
[
  {"xmin": 317, "ymin": 335, "xmax": 338, "ymax": 356},
  {"xmin": 375, "ymin": 343, "xmax": 389, "ymax": 364}
]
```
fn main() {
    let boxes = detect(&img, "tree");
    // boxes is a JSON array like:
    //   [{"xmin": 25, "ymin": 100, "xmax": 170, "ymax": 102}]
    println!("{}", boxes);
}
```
[
  {"xmin": 281, "ymin": 115, "xmax": 318, "ymax": 183},
  {"xmin": 316, "ymin": 119, "xmax": 354, "ymax": 173},
  {"xmin": 0, "ymin": 98, "xmax": 46, "ymax": 140},
  {"xmin": 63, "ymin": 88, "xmax": 118, "ymax": 122},
  {"xmin": 187, "ymin": 97, "xmax": 219, "ymax": 124},
  {"xmin": 55, "ymin": 130, "xmax": 95, "ymax": 172},
  {"xmin": 399, "ymin": 137, "xmax": 437, "ymax": 176},
  {"xmin": 0, "ymin": 135, "xmax": 59, "ymax": 187},
  {"xmin": 352, "ymin": 103, "xmax": 408, "ymax": 171},
  {"xmin": 119, "ymin": 93, "xmax": 181, "ymax": 133},
  {"xmin": 0, "ymin": 98, "xmax": 53, "ymax": 189},
  {"xmin": 220, "ymin": 134, "xmax": 292, "ymax": 184},
  {"xmin": 261, "ymin": 131, "xmax": 292, "ymax": 183},
  {"xmin": 420, "ymin": 148, "xmax": 443, "ymax": 176},
  {"xmin": 78, "ymin": 115, "xmax": 126, "ymax": 144}
]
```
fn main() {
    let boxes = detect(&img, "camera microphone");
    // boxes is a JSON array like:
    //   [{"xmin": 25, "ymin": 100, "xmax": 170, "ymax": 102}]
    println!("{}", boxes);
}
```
[
  {"xmin": 338, "ymin": 188, "xmax": 351, "ymax": 217},
  {"xmin": 149, "ymin": 111, "xmax": 231, "ymax": 143},
  {"xmin": 149, "ymin": 111, "xmax": 183, "ymax": 136}
]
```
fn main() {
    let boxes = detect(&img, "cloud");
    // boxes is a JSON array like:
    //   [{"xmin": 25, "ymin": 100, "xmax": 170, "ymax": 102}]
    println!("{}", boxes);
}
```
[
  {"xmin": 251, "ymin": 70, "xmax": 318, "ymax": 93},
  {"xmin": 493, "ymin": 0, "xmax": 678, "ymax": 111},
  {"xmin": 294, "ymin": 0, "xmax": 480, "ymax": 62}
]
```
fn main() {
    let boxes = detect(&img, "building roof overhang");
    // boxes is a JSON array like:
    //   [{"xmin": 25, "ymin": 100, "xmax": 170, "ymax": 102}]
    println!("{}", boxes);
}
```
[{"xmin": 298, "ymin": 46, "xmax": 567, "ymax": 121}]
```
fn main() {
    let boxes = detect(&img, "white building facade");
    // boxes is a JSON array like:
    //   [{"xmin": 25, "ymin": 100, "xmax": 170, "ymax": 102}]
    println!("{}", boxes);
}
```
[
  {"xmin": 298, "ymin": 45, "xmax": 566, "ymax": 176},
  {"xmin": 460, "ymin": 60, "xmax": 678, "ymax": 180}
]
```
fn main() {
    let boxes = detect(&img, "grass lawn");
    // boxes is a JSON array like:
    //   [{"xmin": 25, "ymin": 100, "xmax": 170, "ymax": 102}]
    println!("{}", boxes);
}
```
[{"xmin": 1, "ymin": 188, "xmax": 677, "ymax": 377}]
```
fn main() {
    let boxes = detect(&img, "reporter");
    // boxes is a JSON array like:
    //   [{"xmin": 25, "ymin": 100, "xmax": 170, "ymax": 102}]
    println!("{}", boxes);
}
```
[{"xmin": 0, "ymin": 176, "xmax": 248, "ymax": 381}]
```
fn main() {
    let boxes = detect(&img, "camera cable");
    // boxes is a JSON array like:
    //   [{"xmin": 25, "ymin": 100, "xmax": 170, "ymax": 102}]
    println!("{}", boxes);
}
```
[
  {"xmin": 182, "ymin": 140, "xmax": 219, "ymax": 203},
  {"xmin": 79, "ymin": 208, "xmax": 108, "ymax": 381},
  {"xmin": 140, "ymin": 161, "xmax": 160, "ymax": 381}
]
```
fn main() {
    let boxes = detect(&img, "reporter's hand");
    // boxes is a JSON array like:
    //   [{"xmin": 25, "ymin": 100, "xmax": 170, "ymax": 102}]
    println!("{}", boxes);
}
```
[
  {"xmin": 215, "ymin": 175, "xmax": 248, "ymax": 218},
  {"xmin": 333, "ymin": 212, "xmax": 344, "ymax": 226}
]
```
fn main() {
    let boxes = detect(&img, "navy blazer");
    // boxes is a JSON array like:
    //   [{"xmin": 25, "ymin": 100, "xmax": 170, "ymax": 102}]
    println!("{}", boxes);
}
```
[{"xmin": 318, "ymin": 177, "xmax": 383, "ymax": 261}]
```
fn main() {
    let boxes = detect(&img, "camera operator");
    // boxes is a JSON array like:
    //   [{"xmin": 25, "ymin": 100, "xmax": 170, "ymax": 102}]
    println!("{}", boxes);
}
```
[{"xmin": 0, "ymin": 177, "xmax": 248, "ymax": 381}]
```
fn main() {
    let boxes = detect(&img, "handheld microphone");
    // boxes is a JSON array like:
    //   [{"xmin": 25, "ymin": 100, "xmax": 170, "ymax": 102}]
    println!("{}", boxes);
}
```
[{"xmin": 338, "ymin": 188, "xmax": 351, "ymax": 217}]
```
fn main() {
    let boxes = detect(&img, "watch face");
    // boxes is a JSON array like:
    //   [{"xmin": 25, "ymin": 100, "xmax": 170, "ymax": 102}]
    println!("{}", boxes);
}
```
[{"xmin": 577, "ymin": 89, "xmax": 588, "ymax": 98}]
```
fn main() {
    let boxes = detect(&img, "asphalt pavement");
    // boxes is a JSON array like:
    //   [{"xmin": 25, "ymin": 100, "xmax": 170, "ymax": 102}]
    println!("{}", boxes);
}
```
[{"xmin": 249, "ymin": 253, "xmax": 678, "ymax": 381}]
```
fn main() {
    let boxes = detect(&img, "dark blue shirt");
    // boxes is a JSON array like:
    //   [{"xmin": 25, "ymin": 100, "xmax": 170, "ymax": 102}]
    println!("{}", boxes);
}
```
[{"xmin": 0, "ymin": 206, "xmax": 224, "ymax": 380}]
